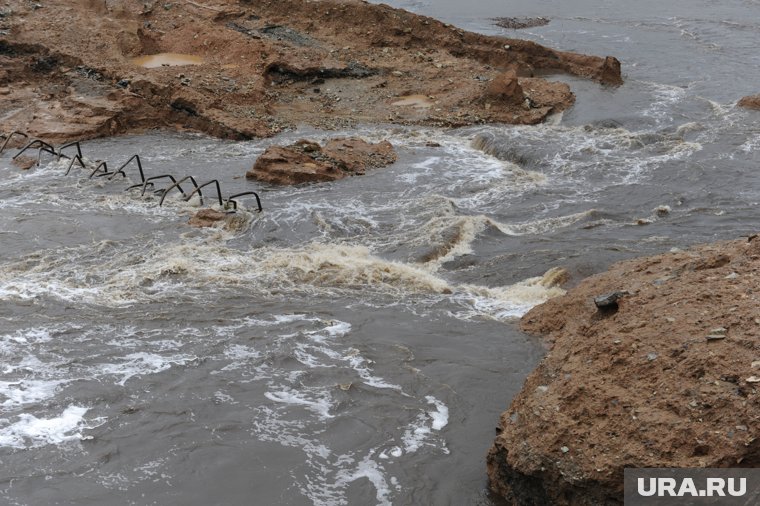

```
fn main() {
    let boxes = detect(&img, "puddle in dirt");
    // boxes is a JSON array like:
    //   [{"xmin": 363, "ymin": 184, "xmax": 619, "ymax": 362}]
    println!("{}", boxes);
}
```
[{"xmin": 131, "ymin": 53, "xmax": 205, "ymax": 68}]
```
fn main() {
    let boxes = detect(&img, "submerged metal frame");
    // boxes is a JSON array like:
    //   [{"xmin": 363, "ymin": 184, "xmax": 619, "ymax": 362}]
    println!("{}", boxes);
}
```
[
  {"xmin": 109, "ymin": 154, "xmax": 146, "ymax": 183},
  {"xmin": 159, "ymin": 175, "xmax": 200, "ymax": 206},
  {"xmin": 89, "ymin": 161, "xmax": 110, "ymax": 179},
  {"xmin": 225, "ymin": 191, "xmax": 263, "ymax": 212},
  {"xmin": 13, "ymin": 139, "xmax": 58, "ymax": 167},
  {"xmin": 65, "ymin": 155, "xmax": 87, "ymax": 175},
  {"xmin": 184, "ymin": 179, "xmax": 224, "ymax": 207},
  {"xmin": 57, "ymin": 141, "xmax": 83, "ymax": 161},
  {"xmin": 126, "ymin": 174, "xmax": 186, "ymax": 197},
  {"xmin": 6, "ymin": 133, "xmax": 264, "ymax": 214},
  {"xmin": 0, "ymin": 131, "xmax": 29, "ymax": 154}
]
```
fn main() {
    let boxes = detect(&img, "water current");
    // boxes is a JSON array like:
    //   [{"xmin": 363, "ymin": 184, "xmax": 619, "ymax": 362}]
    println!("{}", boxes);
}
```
[{"xmin": 2, "ymin": 0, "xmax": 760, "ymax": 504}]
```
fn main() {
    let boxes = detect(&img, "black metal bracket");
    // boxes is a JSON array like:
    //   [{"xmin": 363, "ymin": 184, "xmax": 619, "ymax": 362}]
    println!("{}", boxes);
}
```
[
  {"xmin": 225, "ymin": 191, "xmax": 263, "ymax": 212},
  {"xmin": 65, "ymin": 155, "xmax": 87, "ymax": 175},
  {"xmin": 159, "ymin": 175, "xmax": 200, "ymax": 206},
  {"xmin": 0, "ymin": 131, "xmax": 29, "ymax": 154},
  {"xmin": 57, "ymin": 141, "xmax": 83, "ymax": 161},
  {"xmin": 184, "ymin": 179, "xmax": 224, "ymax": 207},
  {"xmin": 89, "ymin": 161, "xmax": 110, "ymax": 179},
  {"xmin": 126, "ymin": 174, "xmax": 186, "ymax": 197},
  {"xmin": 13, "ymin": 139, "xmax": 57, "ymax": 167},
  {"xmin": 109, "ymin": 154, "xmax": 145, "ymax": 183}
]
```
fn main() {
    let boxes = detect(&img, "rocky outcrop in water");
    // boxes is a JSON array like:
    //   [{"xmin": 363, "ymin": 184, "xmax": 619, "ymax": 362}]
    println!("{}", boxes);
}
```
[
  {"xmin": 738, "ymin": 94, "xmax": 760, "ymax": 110},
  {"xmin": 0, "ymin": 0, "xmax": 621, "ymax": 142},
  {"xmin": 246, "ymin": 138, "xmax": 397, "ymax": 185},
  {"xmin": 487, "ymin": 237, "xmax": 760, "ymax": 505}
]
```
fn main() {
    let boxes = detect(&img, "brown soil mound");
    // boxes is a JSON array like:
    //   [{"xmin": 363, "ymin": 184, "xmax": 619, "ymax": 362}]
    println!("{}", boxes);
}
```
[
  {"xmin": 0, "ymin": 0, "xmax": 621, "ymax": 143},
  {"xmin": 247, "ymin": 137, "xmax": 396, "ymax": 185},
  {"xmin": 488, "ymin": 237, "xmax": 760, "ymax": 505}
]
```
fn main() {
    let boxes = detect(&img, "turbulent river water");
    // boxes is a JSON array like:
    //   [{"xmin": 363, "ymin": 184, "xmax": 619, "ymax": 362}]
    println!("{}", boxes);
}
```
[{"xmin": 2, "ymin": 1, "xmax": 760, "ymax": 505}]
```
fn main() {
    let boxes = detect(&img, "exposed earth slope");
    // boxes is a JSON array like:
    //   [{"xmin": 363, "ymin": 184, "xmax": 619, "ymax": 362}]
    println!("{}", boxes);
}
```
[{"xmin": 0, "ymin": 0, "xmax": 621, "ymax": 143}]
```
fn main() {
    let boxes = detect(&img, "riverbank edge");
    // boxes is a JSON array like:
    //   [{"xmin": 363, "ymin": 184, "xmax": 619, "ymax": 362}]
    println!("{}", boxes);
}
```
[
  {"xmin": 488, "ymin": 237, "xmax": 760, "ymax": 505},
  {"xmin": 0, "ymin": 0, "xmax": 620, "ymax": 144}
]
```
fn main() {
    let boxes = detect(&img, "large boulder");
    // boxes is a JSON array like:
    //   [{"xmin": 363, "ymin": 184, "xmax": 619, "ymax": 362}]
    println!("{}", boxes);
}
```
[
  {"xmin": 246, "ymin": 138, "xmax": 397, "ymax": 185},
  {"xmin": 484, "ymin": 70, "xmax": 525, "ymax": 106}
]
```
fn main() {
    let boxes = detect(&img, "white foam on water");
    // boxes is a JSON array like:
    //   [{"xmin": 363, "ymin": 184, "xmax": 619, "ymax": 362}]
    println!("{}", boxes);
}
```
[
  {"xmin": 498, "ymin": 209, "xmax": 596, "ymax": 236},
  {"xmin": 0, "ymin": 406, "xmax": 91, "ymax": 449},
  {"xmin": 401, "ymin": 412, "xmax": 433, "ymax": 454},
  {"xmin": 344, "ymin": 352, "xmax": 402, "ymax": 391},
  {"xmin": 242, "ymin": 317, "xmax": 451, "ymax": 505},
  {"xmin": 335, "ymin": 455, "xmax": 393, "ymax": 506},
  {"xmin": 455, "ymin": 267, "xmax": 568, "ymax": 321},
  {"xmin": 425, "ymin": 396, "xmax": 449, "ymax": 431},
  {"xmin": 0, "ymin": 235, "xmax": 567, "ymax": 323},
  {"xmin": 98, "ymin": 352, "xmax": 197, "ymax": 386},
  {"xmin": 264, "ymin": 387, "xmax": 334, "ymax": 419},
  {"xmin": 323, "ymin": 321, "xmax": 352, "ymax": 337},
  {"xmin": 0, "ymin": 379, "xmax": 67, "ymax": 409}
]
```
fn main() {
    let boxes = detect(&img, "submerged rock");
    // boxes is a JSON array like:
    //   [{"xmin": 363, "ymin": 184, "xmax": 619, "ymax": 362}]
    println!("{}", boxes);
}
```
[
  {"xmin": 246, "ymin": 137, "xmax": 397, "ymax": 185},
  {"xmin": 492, "ymin": 17, "xmax": 550, "ymax": 30},
  {"xmin": 738, "ymin": 94, "xmax": 760, "ymax": 110},
  {"xmin": 188, "ymin": 208, "xmax": 228, "ymax": 228}
]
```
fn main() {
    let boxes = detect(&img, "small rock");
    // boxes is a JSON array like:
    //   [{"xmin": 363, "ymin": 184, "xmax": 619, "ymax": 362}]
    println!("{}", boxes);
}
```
[
  {"xmin": 12, "ymin": 156, "xmax": 36, "ymax": 170},
  {"xmin": 594, "ymin": 291, "xmax": 627, "ymax": 310},
  {"xmin": 647, "ymin": 352, "xmax": 658, "ymax": 362},
  {"xmin": 391, "ymin": 70, "xmax": 403, "ymax": 77},
  {"xmin": 116, "ymin": 79, "xmax": 130, "ymax": 88},
  {"xmin": 751, "ymin": 361, "xmax": 760, "ymax": 369},
  {"xmin": 736, "ymin": 425, "xmax": 748, "ymax": 431},
  {"xmin": 665, "ymin": 317, "xmax": 676, "ymax": 323},
  {"xmin": 560, "ymin": 446, "xmax": 569, "ymax": 454},
  {"xmin": 746, "ymin": 376, "xmax": 760, "ymax": 383},
  {"xmin": 706, "ymin": 327, "xmax": 727, "ymax": 341},
  {"xmin": 654, "ymin": 205, "xmax": 671, "ymax": 217},
  {"xmin": 725, "ymin": 272, "xmax": 739, "ymax": 280},
  {"xmin": 536, "ymin": 385, "xmax": 549, "ymax": 393}
]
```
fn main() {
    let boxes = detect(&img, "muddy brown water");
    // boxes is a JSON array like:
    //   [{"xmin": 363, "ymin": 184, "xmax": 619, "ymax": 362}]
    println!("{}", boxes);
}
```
[{"xmin": 3, "ymin": 0, "xmax": 760, "ymax": 505}]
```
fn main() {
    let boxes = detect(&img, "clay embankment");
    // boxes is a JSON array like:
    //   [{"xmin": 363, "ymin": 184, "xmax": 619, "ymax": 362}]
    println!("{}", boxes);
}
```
[
  {"xmin": 487, "ymin": 237, "xmax": 760, "ymax": 505},
  {"xmin": 0, "ymin": 0, "xmax": 620, "ymax": 144}
]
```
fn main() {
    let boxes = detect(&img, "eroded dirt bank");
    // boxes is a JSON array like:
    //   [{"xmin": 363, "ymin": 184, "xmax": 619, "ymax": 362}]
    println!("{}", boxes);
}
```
[
  {"xmin": 488, "ymin": 237, "xmax": 760, "ymax": 505},
  {"xmin": 0, "ymin": 0, "xmax": 620, "ymax": 143}
]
